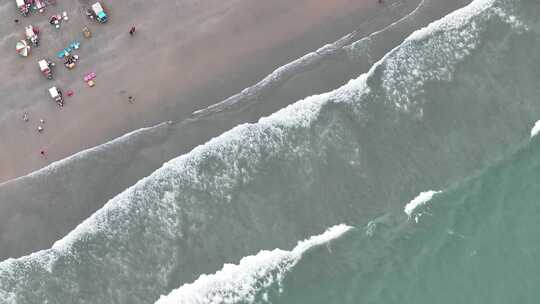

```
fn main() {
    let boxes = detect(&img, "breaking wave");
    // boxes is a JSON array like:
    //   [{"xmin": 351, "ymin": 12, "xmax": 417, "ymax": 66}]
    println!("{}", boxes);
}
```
[
  {"xmin": 403, "ymin": 190, "xmax": 441, "ymax": 222},
  {"xmin": 155, "ymin": 225, "xmax": 352, "ymax": 304},
  {"xmin": 158, "ymin": 134, "xmax": 540, "ymax": 304},
  {"xmin": 531, "ymin": 120, "xmax": 540, "ymax": 138},
  {"xmin": 226, "ymin": 132, "xmax": 540, "ymax": 304}
]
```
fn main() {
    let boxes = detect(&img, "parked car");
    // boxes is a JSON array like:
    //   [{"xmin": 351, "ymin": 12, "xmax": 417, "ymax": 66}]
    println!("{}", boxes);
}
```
[
  {"xmin": 48, "ymin": 86, "xmax": 64, "ymax": 107},
  {"xmin": 39, "ymin": 59, "xmax": 55, "ymax": 80},
  {"xmin": 91, "ymin": 2, "xmax": 108, "ymax": 23}
]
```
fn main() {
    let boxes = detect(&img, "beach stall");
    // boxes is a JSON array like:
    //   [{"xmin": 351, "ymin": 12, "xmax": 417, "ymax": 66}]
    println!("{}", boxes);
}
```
[
  {"xmin": 64, "ymin": 54, "xmax": 79, "ymax": 69},
  {"xmin": 91, "ymin": 2, "xmax": 108, "ymax": 23},
  {"xmin": 57, "ymin": 47, "xmax": 71, "ymax": 59},
  {"xmin": 15, "ymin": 0, "xmax": 30, "ymax": 16},
  {"xmin": 49, "ymin": 86, "xmax": 64, "ymax": 106},
  {"xmin": 16, "ymin": 40, "xmax": 30, "ymax": 57},
  {"xmin": 39, "ymin": 59, "xmax": 54, "ymax": 79},
  {"xmin": 25, "ymin": 25, "xmax": 39, "ymax": 47},
  {"xmin": 33, "ymin": 0, "xmax": 46, "ymax": 11}
]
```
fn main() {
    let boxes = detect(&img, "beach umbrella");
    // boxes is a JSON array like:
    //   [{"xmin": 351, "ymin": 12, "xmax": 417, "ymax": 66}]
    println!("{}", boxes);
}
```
[{"xmin": 16, "ymin": 40, "xmax": 30, "ymax": 57}]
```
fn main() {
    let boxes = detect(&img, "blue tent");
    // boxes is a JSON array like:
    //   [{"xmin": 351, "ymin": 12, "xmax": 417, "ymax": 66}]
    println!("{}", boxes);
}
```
[{"xmin": 97, "ymin": 11, "xmax": 107, "ymax": 23}]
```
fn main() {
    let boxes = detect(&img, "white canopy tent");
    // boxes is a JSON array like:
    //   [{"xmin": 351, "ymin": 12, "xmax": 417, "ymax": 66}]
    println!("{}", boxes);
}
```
[
  {"xmin": 38, "ymin": 60, "xmax": 49, "ymax": 71},
  {"xmin": 49, "ymin": 87, "xmax": 59, "ymax": 99}
]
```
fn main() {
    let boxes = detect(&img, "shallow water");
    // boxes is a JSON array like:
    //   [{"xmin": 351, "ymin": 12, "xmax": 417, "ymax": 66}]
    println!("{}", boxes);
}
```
[{"xmin": 1, "ymin": 0, "xmax": 540, "ymax": 303}]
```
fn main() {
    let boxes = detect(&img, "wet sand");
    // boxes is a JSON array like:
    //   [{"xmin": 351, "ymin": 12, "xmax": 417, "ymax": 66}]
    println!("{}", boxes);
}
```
[{"xmin": 0, "ymin": 0, "xmax": 400, "ymax": 183}]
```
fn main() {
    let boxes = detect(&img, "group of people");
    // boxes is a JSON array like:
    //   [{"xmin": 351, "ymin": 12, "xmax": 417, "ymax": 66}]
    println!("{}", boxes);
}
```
[
  {"xmin": 29, "ymin": 22, "xmax": 137, "ymax": 157},
  {"xmin": 14, "ymin": 3, "xmax": 138, "ymax": 158}
]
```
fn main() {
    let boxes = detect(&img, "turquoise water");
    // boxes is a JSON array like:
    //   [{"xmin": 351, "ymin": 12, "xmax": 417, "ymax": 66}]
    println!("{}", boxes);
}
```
[
  {"xmin": 154, "ymin": 137, "xmax": 540, "ymax": 304},
  {"xmin": 272, "ymin": 137, "xmax": 540, "ymax": 304},
  {"xmin": 2, "ymin": 0, "xmax": 540, "ymax": 303}
]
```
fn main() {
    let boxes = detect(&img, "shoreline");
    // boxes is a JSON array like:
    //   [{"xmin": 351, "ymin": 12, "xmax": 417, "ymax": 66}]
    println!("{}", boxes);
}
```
[
  {"xmin": 0, "ymin": 0, "xmax": 396, "ymax": 183},
  {"xmin": 0, "ymin": 0, "xmax": 471, "ymax": 260}
]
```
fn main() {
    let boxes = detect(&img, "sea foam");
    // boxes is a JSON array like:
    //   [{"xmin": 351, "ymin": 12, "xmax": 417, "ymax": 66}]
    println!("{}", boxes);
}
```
[
  {"xmin": 154, "ymin": 225, "xmax": 352, "ymax": 304},
  {"xmin": 531, "ymin": 120, "xmax": 540, "ymax": 138},
  {"xmin": 404, "ymin": 190, "xmax": 441, "ymax": 222}
]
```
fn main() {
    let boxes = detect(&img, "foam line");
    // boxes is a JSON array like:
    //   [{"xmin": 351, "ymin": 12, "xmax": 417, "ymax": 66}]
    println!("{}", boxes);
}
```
[{"xmin": 154, "ymin": 225, "xmax": 352, "ymax": 304}]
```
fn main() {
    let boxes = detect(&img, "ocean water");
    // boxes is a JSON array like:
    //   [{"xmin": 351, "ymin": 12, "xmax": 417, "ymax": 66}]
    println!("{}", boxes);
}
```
[
  {"xmin": 1, "ymin": 0, "xmax": 540, "ymax": 303},
  {"xmin": 165, "ymin": 135, "xmax": 540, "ymax": 304}
]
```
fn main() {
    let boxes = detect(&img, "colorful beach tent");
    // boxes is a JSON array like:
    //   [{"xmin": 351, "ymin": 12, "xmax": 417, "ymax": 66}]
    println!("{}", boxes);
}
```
[{"xmin": 16, "ymin": 40, "xmax": 30, "ymax": 57}]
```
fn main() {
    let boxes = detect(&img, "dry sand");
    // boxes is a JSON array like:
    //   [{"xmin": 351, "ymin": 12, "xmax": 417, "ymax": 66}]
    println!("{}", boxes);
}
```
[{"xmin": 0, "ymin": 0, "xmax": 401, "ymax": 183}]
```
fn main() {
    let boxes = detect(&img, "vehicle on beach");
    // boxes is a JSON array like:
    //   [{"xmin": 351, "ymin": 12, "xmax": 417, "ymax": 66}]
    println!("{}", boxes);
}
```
[
  {"xmin": 15, "ymin": 0, "xmax": 30, "ymax": 16},
  {"xmin": 88, "ymin": 2, "xmax": 108, "ymax": 23},
  {"xmin": 38, "ymin": 59, "xmax": 54, "ymax": 79},
  {"xmin": 15, "ymin": 0, "xmax": 55, "ymax": 16},
  {"xmin": 25, "ymin": 25, "xmax": 39, "ymax": 47},
  {"xmin": 48, "ymin": 86, "xmax": 64, "ymax": 107}
]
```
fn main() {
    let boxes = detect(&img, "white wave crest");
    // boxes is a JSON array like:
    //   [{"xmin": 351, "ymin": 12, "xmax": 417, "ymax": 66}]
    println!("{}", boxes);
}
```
[
  {"xmin": 155, "ymin": 224, "xmax": 352, "ymax": 304},
  {"xmin": 378, "ymin": 0, "xmax": 522, "ymax": 115},
  {"xmin": 404, "ymin": 190, "xmax": 441, "ymax": 223},
  {"xmin": 531, "ymin": 120, "xmax": 540, "ymax": 138}
]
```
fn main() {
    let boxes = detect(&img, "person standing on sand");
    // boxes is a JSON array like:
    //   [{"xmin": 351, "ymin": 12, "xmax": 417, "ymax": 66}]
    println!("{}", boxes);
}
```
[{"xmin": 129, "ymin": 26, "xmax": 136, "ymax": 36}]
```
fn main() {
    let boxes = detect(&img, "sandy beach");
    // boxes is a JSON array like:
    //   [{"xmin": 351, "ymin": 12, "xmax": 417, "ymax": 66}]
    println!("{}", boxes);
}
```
[
  {"xmin": 0, "ymin": 0, "xmax": 405, "ymax": 183},
  {"xmin": 0, "ymin": 0, "xmax": 475, "ymax": 260}
]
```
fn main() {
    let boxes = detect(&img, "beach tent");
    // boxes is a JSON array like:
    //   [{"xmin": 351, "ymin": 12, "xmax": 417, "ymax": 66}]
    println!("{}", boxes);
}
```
[
  {"xmin": 91, "ymin": 2, "xmax": 108, "ymax": 23},
  {"xmin": 25, "ymin": 25, "xmax": 39, "ymax": 46},
  {"xmin": 39, "ymin": 59, "xmax": 53, "ymax": 79},
  {"xmin": 49, "ymin": 87, "xmax": 60, "ymax": 99},
  {"xmin": 16, "ymin": 40, "xmax": 30, "ymax": 57},
  {"xmin": 38, "ymin": 59, "xmax": 49, "ymax": 71},
  {"xmin": 91, "ymin": 2, "xmax": 103, "ymax": 12},
  {"xmin": 15, "ymin": 0, "xmax": 29, "ymax": 16},
  {"xmin": 34, "ymin": 0, "xmax": 46, "ymax": 10}
]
